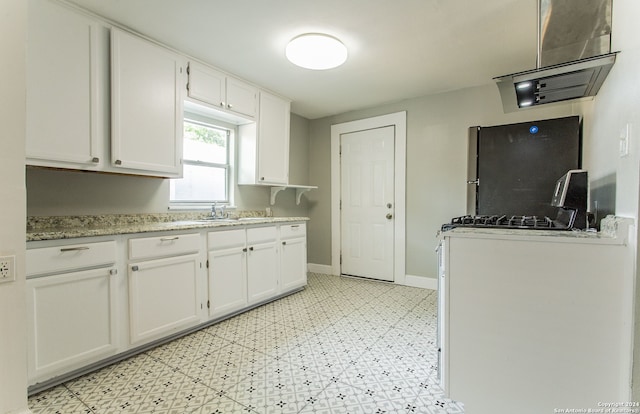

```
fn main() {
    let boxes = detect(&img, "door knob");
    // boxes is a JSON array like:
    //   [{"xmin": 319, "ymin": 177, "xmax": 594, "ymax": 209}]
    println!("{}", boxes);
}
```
[{"xmin": 386, "ymin": 213, "xmax": 393, "ymax": 220}]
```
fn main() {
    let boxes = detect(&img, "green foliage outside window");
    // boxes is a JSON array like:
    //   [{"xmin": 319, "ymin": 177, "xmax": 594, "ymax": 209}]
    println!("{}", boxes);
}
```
[{"xmin": 184, "ymin": 122, "xmax": 226, "ymax": 147}]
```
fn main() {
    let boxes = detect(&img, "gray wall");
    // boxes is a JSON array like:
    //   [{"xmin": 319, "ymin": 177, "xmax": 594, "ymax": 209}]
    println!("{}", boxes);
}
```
[
  {"xmin": 581, "ymin": 0, "xmax": 640, "ymax": 400},
  {"xmin": 306, "ymin": 86, "xmax": 587, "ymax": 279},
  {"xmin": 26, "ymin": 113, "xmax": 312, "ymax": 218},
  {"xmin": 1, "ymin": 0, "xmax": 28, "ymax": 412}
]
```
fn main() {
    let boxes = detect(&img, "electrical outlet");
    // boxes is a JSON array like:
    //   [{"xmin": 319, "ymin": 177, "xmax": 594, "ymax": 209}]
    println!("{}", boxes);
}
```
[{"xmin": 0, "ymin": 255, "xmax": 15, "ymax": 283}]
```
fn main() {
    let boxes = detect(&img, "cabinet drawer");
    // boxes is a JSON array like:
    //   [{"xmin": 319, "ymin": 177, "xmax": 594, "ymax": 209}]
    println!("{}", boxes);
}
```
[
  {"xmin": 207, "ymin": 229, "xmax": 245, "ymax": 250},
  {"xmin": 129, "ymin": 233, "xmax": 200, "ymax": 261},
  {"xmin": 247, "ymin": 226, "xmax": 277, "ymax": 244},
  {"xmin": 26, "ymin": 241, "xmax": 117, "ymax": 277},
  {"xmin": 280, "ymin": 223, "xmax": 306, "ymax": 240}
]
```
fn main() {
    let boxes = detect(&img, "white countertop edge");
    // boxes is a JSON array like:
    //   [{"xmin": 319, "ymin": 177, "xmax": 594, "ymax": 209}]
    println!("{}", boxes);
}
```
[{"xmin": 438, "ymin": 215, "xmax": 634, "ymax": 246}]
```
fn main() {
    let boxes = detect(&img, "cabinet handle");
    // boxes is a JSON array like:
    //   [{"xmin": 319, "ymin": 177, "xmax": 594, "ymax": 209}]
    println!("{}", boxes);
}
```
[
  {"xmin": 282, "ymin": 241, "xmax": 287, "ymax": 245},
  {"xmin": 242, "ymin": 248, "xmax": 247, "ymax": 252},
  {"xmin": 160, "ymin": 236, "xmax": 179, "ymax": 241},
  {"xmin": 260, "ymin": 177, "xmax": 265, "ymax": 181},
  {"xmin": 109, "ymin": 269, "xmax": 118, "ymax": 276},
  {"xmin": 115, "ymin": 160, "xmax": 122, "ymax": 165},
  {"xmin": 227, "ymin": 103, "xmax": 233, "ymax": 109},
  {"xmin": 291, "ymin": 225, "xmax": 300, "ymax": 228},
  {"xmin": 60, "ymin": 246, "xmax": 89, "ymax": 252},
  {"xmin": 249, "ymin": 246, "xmax": 254, "ymax": 251},
  {"xmin": 220, "ymin": 101, "xmax": 225, "ymax": 107},
  {"xmin": 91, "ymin": 157, "xmax": 100, "ymax": 163},
  {"xmin": 131, "ymin": 265, "xmax": 139, "ymax": 271}
]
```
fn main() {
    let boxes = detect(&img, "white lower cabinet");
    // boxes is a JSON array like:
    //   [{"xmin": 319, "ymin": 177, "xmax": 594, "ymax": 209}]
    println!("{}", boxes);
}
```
[
  {"xmin": 439, "ymin": 226, "xmax": 634, "ymax": 414},
  {"xmin": 206, "ymin": 225, "xmax": 279, "ymax": 317},
  {"xmin": 279, "ymin": 224, "xmax": 307, "ymax": 292},
  {"xmin": 246, "ymin": 226, "xmax": 279, "ymax": 305},
  {"xmin": 25, "ymin": 221, "xmax": 307, "ymax": 389},
  {"xmin": 128, "ymin": 254, "xmax": 200, "ymax": 345},
  {"xmin": 207, "ymin": 229, "xmax": 247, "ymax": 319},
  {"xmin": 128, "ymin": 233, "xmax": 201, "ymax": 345},
  {"xmin": 26, "ymin": 241, "xmax": 118, "ymax": 385}
]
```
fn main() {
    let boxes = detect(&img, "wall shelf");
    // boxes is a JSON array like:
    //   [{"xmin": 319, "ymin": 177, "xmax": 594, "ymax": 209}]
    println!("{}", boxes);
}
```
[{"xmin": 270, "ymin": 185, "xmax": 317, "ymax": 205}]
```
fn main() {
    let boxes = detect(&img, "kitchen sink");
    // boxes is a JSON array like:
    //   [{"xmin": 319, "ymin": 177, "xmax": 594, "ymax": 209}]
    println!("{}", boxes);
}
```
[{"xmin": 189, "ymin": 217, "xmax": 268, "ymax": 223}]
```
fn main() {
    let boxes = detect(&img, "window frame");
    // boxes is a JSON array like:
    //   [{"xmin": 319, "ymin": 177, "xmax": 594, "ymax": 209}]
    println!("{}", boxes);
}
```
[{"xmin": 169, "ymin": 113, "xmax": 236, "ymax": 208}]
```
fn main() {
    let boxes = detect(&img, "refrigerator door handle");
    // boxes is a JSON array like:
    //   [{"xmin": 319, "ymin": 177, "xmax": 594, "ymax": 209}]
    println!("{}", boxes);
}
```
[{"xmin": 467, "ymin": 126, "xmax": 480, "ymax": 215}]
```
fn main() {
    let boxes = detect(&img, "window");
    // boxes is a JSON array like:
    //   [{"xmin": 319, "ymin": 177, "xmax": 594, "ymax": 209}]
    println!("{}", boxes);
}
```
[{"xmin": 170, "ymin": 117, "xmax": 233, "ymax": 206}]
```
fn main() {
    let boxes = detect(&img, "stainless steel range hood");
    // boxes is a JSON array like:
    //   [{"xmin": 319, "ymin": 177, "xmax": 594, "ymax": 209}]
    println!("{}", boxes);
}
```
[{"xmin": 495, "ymin": 0, "xmax": 618, "ymax": 113}]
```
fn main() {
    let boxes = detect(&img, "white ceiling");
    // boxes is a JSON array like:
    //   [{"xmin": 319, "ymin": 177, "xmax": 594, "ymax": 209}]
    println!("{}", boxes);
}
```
[{"xmin": 67, "ymin": 0, "xmax": 539, "ymax": 119}]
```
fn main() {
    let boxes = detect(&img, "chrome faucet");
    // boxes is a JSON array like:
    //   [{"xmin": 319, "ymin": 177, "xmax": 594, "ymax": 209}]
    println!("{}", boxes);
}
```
[{"xmin": 210, "ymin": 202, "xmax": 228, "ymax": 219}]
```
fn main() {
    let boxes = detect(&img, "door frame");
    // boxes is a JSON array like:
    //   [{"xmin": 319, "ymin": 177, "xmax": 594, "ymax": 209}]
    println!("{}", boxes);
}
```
[{"xmin": 330, "ymin": 111, "xmax": 406, "ymax": 284}]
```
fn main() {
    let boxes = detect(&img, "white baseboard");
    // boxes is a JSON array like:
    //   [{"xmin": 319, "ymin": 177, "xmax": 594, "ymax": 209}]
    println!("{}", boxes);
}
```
[
  {"xmin": 404, "ymin": 274, "xmax": 437, "ymax": 290},
  {"xmin": 307, "ymin": 263, "xmax": 334, "ymax": 275},
  {"xmin": 307, "ymin": 265, "xmax": 437, "ymax": 291},
  {"xmin": 307, "ymin": 265, "xmax": 437, "ymax": 290}
]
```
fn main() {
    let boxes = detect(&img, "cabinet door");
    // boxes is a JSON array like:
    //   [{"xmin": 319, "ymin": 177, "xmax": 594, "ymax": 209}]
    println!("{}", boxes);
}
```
[
  {"xmin": 208, "ymin": 247, "xmax": 247, "ymax": 319},
  {"xmin": 257, "ymin": 92, "xmax": 290, "ymax": 184},
  {"xmin": 280, "ymin": 237, "xmax": 307, "ymax": 292},
  {"xmin": 128, "ymin": 254, "xmax": 200, "ymax": 345},
  {"xmin": 111, "ymin": 28, "xmax": 184, "ymax": 177},
  {"xmin": 246, "ymin": 241, "xmax": 279, "ymax": 304},
  {"xmin": 26, "ymin": 0, "xmax": 105, "ymax": 169},
  {"xmin": 26, "ymin": 267, "xmax": 118, "ymax": 384},
  {"xmin": 188, "ymin": 62, "xmax": 225, "ymax": 109},
  {"xmin": 226, "ymin": 77, "xmax": 257, "ymax": 118}
]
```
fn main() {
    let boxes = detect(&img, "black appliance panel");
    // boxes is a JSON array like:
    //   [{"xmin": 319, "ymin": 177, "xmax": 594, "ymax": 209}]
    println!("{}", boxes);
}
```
[{"xmin": 476, "ymin": 116, "xmax": 581, "ymax": 217}]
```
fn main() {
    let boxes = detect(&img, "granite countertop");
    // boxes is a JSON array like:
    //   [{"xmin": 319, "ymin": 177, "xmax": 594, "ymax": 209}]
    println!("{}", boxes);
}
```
[{"xmin": 27, "ymin": 212, "xmax": 309, "ymax": 242}]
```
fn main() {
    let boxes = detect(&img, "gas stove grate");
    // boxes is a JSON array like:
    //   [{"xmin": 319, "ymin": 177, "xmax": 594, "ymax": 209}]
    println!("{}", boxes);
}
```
[{"xmin": 443, "ymin": 215, "xmax": 569, "ymax": 231}]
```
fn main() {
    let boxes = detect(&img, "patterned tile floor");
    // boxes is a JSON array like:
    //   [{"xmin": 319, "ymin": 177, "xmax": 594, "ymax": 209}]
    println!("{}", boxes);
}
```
[{"xmin": 28, "ymin": 273, "xmax": 464, "ymax": 413}]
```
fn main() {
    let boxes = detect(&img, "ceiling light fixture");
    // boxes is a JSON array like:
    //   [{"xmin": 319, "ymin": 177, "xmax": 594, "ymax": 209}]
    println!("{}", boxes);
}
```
[{"xmin": 285, "ymin": 33, "xmax": 348, "ymax": 70}]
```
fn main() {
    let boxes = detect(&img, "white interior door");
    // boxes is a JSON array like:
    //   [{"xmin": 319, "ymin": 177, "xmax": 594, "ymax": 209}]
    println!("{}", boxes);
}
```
[{"xmin": 340, "ymin": 126, "xmax": 395, "ymax": 281}]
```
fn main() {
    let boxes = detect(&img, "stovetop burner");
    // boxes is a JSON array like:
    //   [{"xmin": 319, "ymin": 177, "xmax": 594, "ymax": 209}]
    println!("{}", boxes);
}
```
[{"xmin": 442, "ymin": 214, "xmax": 573, "ymax": 231}]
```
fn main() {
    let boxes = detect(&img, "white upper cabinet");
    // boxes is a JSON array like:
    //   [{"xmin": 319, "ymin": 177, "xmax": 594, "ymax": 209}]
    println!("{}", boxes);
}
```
[
  {"xmin": 111, "ymin": 27, "xmax": 185, "ymax": 177},
  {"xmin": 226, "ymin": 77, "xmax": 258, "ymax": 118},
  {"xmin": 238, "ymin": 91, "xmax": 291, "ymax": 185},
  {"xmin": 26, "ymin": 1, "xmax": 291, "ymax": 181},
  {"xmin": 258, "ymin": 92, "xmax": 291, "ymax": 184},
  {"xmin": 26, "ymin": 0, "xmax": 107, "ymax": 169},
  {"xmin": 187, "ymin": 62, "xmax": 257, "ymax": 119},
  {"xmin": 187, "ymin": 63, "xmax": 225, "ymax": 108}
]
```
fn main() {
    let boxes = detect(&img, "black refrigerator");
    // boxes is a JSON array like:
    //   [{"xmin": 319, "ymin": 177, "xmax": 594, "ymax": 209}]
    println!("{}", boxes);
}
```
[{"xmin": 467, "ymin": 116, "xmax": 582, "ymax": 218}]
